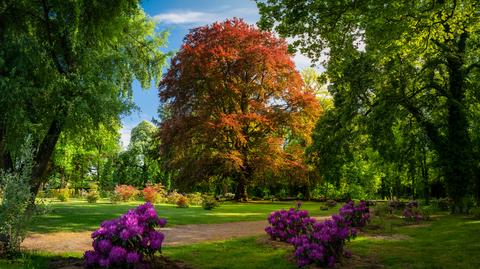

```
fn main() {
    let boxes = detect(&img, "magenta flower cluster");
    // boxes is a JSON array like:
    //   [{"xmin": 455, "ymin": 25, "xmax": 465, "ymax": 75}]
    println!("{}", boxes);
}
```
[
  {"xmin": 403, "ymin": 200, "xmax": 422, "ymax": 222},
  {"xmin": 84, "ymin": 202, "xmax": 167, "ymax": 268},
  {"xmin": 265, "ymin": 202, "xmax": 315, "ymax": 243},
  {"xmin": 339, "ymin": 200, "xmax": 370, "ymax": 227},
  {"xmin": 265, "ymin": 200, "xmax": 370, "ymax": 268},
  {"xmin": 291, "ymin": 214, "xmax": 356, "ymax": 267}
]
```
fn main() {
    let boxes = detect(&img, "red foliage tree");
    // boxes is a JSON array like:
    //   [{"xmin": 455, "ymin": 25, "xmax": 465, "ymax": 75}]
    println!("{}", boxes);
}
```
[{"xmin": 158, "ymin": 18, "xmax": 320, "ymax": 200}]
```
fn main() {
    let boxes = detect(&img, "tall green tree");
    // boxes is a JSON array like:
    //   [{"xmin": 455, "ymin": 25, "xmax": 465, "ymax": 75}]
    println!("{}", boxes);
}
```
[
  {"xmin": 51, "ymin": 122, "xmax": 121, "ymax": 188},
  {"xmin": 258, "ymin": 0, "xmax": 480, "ymax": 211},
  {"xmin": 0, "ymin": 0, "xmax": 168, "ymax": 196}
]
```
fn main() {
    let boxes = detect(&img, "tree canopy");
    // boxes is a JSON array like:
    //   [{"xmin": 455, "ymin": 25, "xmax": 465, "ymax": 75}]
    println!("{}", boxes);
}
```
[
  {"xmin": 0, "ymin": 0, "xmax": 168, "ymax": 195},
  {"xmin": 158, "ymin": 18, "xmax": 321, "ymax": 200},
  {"xmin": 257, "ymin": 0, "xmax": 480, "ymax": 210}
]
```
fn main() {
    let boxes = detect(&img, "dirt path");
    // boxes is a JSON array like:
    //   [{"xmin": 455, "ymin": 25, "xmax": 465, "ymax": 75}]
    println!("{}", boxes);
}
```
[{"xmin": 22, "ymin": 217, "xmax": 329, "ymax": 253}]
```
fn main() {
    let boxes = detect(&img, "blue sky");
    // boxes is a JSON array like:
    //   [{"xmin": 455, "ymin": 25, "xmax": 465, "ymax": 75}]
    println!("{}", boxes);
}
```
[{"xmin": 120, "ymin": 0, "xmax": 317, "ymax": 147}]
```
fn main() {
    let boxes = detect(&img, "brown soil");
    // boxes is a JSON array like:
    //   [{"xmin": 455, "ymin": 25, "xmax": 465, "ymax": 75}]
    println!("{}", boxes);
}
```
[{"xmin": 22, "ymin": 216, "xmax": 330, "ymax": 253}]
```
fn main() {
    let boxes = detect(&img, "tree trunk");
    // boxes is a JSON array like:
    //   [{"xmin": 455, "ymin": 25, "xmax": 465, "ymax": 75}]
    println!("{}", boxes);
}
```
[
  {"xmin": 234, "ymin": 169, "xmax": 249, "ymax": 201},
  {"xmin": 0, "ymin": 126, "xmax": 13, "ymax": 172},
  {"xmin": 421, "ymin": 147, "xmax": 430, "ymax": 205},
  {"xmin": 30, "ymin": 117, "xmax": 64, "ymax": 196},
  {"xmin": 443, "ymin": 33, "xmax": 472, "ymax": 213}
]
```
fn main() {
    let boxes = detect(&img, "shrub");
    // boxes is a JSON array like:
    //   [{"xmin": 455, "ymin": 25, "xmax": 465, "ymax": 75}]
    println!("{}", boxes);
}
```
[
  {"xmin": 86, "ymin": 183, "xmax": 100, "ymax": 204},
  {"xmin": 471, "ymin": 207, "xmax": 480, "ymax": 219},
  {"xmin": 403, "ymin": 200, "xmax": 423, "ymax": 222},
  {"xmin": 57, "ymin": 188, "xmax": 70, "ymax": 202},
  {"xmin": 291, "ymin": 214, "xmax": 356, "ymax": 268},
  {"xmin": 373, "ymin": 203, "xmax": 390, "ymax": 217},
  {"xmin": 187, "ymin": 192, "xmax": 203, "ymax": 206},
  {"xmin": 419, "ymin": 205, "xmax": 432, "ymax": 221},
  {"xmin": 109, "ymin": 192, "xmax": 121, "ymax": 204},
  {"xmin": 265, "ymin": 203, "xmax": 316, "ymax": 243},
  {"xmin": 142, "ymin": 184, "xmax": 166, "ymax": 204},
  {"xmin": 114, "ymin": 185, "xmax": 139, "ymax": 202},
  {"xmin": 176, "ymin": 195, "xmax": 189, "ymax": 208},
  {"xmin": 84, "ymin": 202, "xmax": 167, "ymax": 268},
  {"xmin": 202, "ymin": 196, "xmax": 219, "ymax": 210},
  {"xmin": 166, "ymin": 191, "xmax": 183, "ymax": 204},
  {"xmin": 339, "ymin": 200, "xmax": 370, "ymax": 228},
  {"xmin": 0, "ymin": 141, "xmax": 36, "ymax": 257},
  {"xmin": 431, "ymin": 198, "xmax": 451, "ymax": 211},
  {"xmin": 387, "ymin": 199, "xmax": 405, "ymax": 213},
  {"xmin": 325, "ymin": 199, "xmax": 337, "ymax": 208}
]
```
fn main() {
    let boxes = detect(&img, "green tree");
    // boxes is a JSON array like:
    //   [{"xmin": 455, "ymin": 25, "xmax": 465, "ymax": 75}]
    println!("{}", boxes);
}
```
[
  {"xmin": 258, "ymin": 0, "xmax": 480, "ymax": 211},
  {"xmin": 0, "ymin": 0, "xmax": 168, "ymax": 196},
  {"xmin": 114, "ymin": 121, "xmax": 165, "ymax": 187},
  {"xmin": 51, "ymin": 122, "xmax": 121, "ymax": 189}
]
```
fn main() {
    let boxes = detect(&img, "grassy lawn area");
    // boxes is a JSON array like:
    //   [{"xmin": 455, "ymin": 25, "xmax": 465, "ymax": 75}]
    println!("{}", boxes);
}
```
[
  {"xmin": 30, "ymin": 199, "xmax": 338, "ymax": 233},
  {"xmin": 349, "ymin": 214, "xmax": 480, "ymax": 268},
  {"xmin": 4, "ymin": 203, "xmax": 479, "ymax": 269},
  {"xmin": 164, "ymin": 237, "xmax": 296, "ymax": 269},
  {"xmin": 164, "ymin": 213, "xmax": 480, "ymax": 269}
]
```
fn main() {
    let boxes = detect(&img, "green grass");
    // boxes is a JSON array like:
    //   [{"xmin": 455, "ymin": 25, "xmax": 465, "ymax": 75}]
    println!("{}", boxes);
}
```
[
  {"xmin": 7, "ymin": 202, "xmax": 479, "ymax": 269},
  {"xmin": 165, "ymin": 215, "xmax": 480, "ymax": 269},
  {"xmin": 164, "ymin": 214, "xmax": 480, "ymax": 269},
  {"xmin": 163, "ymin": 237, "xmax": 297, "ymax": 269},
  {"xmin": 30, "ymin": 199, "xmax": 338, "ymax": 233},
  {"xmin": 0, "ymin": 252, "xmax": 82, "ymax": 269},
  {"xmin": 349, "ymin": 214, "xmax": 480, "ymax": 269}
]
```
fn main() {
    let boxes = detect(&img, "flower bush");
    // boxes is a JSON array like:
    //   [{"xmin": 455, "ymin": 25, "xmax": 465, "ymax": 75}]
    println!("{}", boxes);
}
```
[
  {"xmin": 166, "ymin": 190, "xmax": 183, "ymax": 204},
  {"xmin": 265, "ymin": 203, "xmax": 316, "ymax": 243},
  {"xmin": 142, "ymin": 183, "xmax": 166, "ymax": 204},
  {"xmin": 339, "ymin": 200, "xmax": 370, "ymax": 227},
  {"xmin": 114, "ymin": 185, "xmax": 139, "ymax": 202},
  {"xmin": 176, "ymin": 195, "xmax": 189, "ymax": 208},
  {"xmin": 403, "ymin": 200, "xmax": 423, "ymax": 222},
  {"xmin": 291, "ymin": 214, "xmax": 356, "ymax": 268},
  {"xmin": 84, "ymin": 202, "xmax": 167, "ymax": 268}
]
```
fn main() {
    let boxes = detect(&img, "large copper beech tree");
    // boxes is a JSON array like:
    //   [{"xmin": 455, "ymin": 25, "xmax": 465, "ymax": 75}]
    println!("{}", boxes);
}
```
[{"xmin": 158, "ymin": 19, "xmax": 320, "ymax": 200}]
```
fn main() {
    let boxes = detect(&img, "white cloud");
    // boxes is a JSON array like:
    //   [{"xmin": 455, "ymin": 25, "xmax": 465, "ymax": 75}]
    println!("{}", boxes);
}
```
[
  {"xmin": 153, "ymin": 11, "xmax": 217, "ymax": 24},
  {"xmin": 152, "ymin": 7, "xmax": 259, "ymax": 26}
]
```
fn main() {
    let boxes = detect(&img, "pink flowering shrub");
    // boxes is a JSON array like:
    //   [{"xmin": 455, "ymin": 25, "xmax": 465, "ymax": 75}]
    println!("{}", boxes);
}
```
[
  {"xmin": 265, "ymin": 202, "xmax": 316, "ymax": 243},
  {"xmin": 84, "ymin": 202, "xmax": 167, "ymax": 268},
  {"xmin": 403, "ymin": 200, "xmax": 423, "ymax": 222},
  {"xmin": 291, "ymin": 214, "xmax": 356, "ymax": 267},
  {"xmin": 339, "ymin": 200, "xmax": 370, "ymax": 227}
]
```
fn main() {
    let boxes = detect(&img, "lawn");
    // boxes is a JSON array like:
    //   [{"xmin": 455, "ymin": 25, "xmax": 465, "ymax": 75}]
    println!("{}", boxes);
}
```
[
  {"xmin": 163, "ymin": 213, "xmax": 480, "ymax": 269},
  {"xmin": 29, "ymin": 199, "xmax": 338, "ymax": 233},
  {"xmin": 3, "ymin": 202, "xmax": 479, "ymax": 269}
]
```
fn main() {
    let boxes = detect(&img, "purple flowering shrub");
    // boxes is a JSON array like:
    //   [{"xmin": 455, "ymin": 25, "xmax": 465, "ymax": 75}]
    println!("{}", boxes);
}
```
[
  {"xmin": 291, "ymin": 215, "xmax": 356, "ymax": 268},
  {"xmin": 265, "ymin": 203, "xmax": 316, "ymax": 243},
  {"xmin": 339, "ymin": 200, "xmax": 370, "ymax": 227},
  {"xmin": 84, "ymin": 202, "xmax": 167, "ymax": 268},
  {"xmin": 403, "ymin": 200, "xmax": 423, "ymax": 222}
]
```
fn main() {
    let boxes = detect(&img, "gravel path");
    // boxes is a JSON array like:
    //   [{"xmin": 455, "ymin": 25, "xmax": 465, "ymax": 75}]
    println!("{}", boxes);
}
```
[{"xmin": 22, "ymin": 217, "xmax": 329, "ymax": 253}]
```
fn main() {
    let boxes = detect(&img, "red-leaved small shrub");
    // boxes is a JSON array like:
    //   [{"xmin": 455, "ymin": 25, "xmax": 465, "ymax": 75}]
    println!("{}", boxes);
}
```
[{"xmin": 114, "ymin": 185, "xmax": 138, "ymax": 202}]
